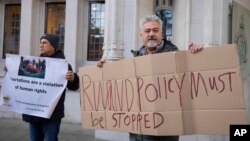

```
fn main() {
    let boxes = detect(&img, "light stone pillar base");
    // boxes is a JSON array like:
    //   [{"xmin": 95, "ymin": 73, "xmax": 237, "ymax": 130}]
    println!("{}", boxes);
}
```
[{"xmin": 102, "ymin": 44, "xmax": 124, "ymax": 61}]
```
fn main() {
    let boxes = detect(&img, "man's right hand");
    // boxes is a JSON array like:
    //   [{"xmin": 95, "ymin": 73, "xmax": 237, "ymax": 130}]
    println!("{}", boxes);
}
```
[
  {"xmin": 96, "ymin": 59, "xmax": 106, "ymax": 68},
  {"xmin": 188, "ymin": 42, "xmax": 203, "ymax": 54}
]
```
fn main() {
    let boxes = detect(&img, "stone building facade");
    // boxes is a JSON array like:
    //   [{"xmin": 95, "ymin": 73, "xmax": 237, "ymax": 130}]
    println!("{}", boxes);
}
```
[{"xmin": 1, "ymin": 0, "xmax": 250, "ymax": 140}]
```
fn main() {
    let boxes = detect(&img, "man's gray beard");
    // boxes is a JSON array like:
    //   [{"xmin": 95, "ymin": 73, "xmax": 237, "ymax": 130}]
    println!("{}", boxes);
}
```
[{"xmin": 147, "ymin": 40, "xmax": 157, "ymax": 48}]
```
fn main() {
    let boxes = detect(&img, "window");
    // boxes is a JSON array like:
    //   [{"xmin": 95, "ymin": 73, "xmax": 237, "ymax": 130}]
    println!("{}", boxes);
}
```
[
  {"xmin": 156, "ymin": 9, "xmax": 173, "ymax": 40},
  {"xmin": 155, "ymin": 0, "xmax": 173, "ymax": 40},
  {"xmin": 87, "ymin": 1, "xmax": 105, "ymax": 61},
  {"xmin": 156, "ymin": 0, "xmax": 160, "ymax": 7},
  {"xmin": 2, "ymin": 4, "xmax": 21, "ymax": 59},
  {"xmin": 45, "ymin": 3, "xmax": 65, "ymax": 51}
]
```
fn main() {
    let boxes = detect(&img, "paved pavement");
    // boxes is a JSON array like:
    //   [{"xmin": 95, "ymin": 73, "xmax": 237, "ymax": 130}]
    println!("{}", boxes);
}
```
[{"xmin": 0, "ymin": 118, "xmax": 107, "ymax": 141}]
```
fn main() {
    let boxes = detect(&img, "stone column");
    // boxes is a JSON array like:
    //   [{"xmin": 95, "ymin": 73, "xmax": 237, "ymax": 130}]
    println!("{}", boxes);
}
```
[
  {"xmin": 190, "ymin": 0, "xmax": 229, "ymax": 45},
  {"xmin": 19, "ymin": 0, "xmax": 44, "ymax": 56},
  {"xmin": 101, "ymin": 0, "xmax": 125, "ymax": 61},
  {"xmin": 96, "ymin": 1, "xmax": 127, "ymax": 140},
  {"xmin": 64, "ymin": 0, "xmax": 80, "ymax": 70}
]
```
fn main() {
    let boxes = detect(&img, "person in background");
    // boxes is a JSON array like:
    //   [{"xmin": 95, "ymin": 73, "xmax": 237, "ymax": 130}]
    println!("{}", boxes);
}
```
[
  {"xmin": 5, "ymin": 34, "xmax": 79, "ymax": 141},
  {"xmin": 97, "ymin": 15, "xmax": 203, "ymax": 141}
]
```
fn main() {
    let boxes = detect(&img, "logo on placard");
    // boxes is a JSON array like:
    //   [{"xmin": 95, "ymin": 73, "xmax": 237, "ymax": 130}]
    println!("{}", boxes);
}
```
[{"xmin": 3, "ymin": 95, "xmax": 11, "ymax": 106}]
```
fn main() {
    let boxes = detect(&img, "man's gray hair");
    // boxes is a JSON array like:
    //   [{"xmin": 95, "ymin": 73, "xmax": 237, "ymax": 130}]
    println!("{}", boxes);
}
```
[{"xmin": 139, "ymin": 15, "xmax": 163, "ymax": 30}]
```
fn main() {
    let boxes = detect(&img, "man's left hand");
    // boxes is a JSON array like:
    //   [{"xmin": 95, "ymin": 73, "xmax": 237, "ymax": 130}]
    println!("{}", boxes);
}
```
[
  {"xmin": 66, "ymin": 71, "xmax": 74, "ymax": 82},
  {"xmin": 188, "ymin": 42, "xmax": 203, "ymax": 54}
]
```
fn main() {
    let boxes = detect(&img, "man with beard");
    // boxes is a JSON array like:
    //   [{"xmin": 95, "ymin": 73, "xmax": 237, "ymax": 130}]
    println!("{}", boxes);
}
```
[
  {"xmin": 97, "ymin": 15, "xmax": 203, "ymax": 141},
  {"xmin": 131, "ymin": 15, "xmax": 202, "ymax": 57},
  {"xmin": 5, "ymin": 34, "xmax": 80, "ymax": 141}
]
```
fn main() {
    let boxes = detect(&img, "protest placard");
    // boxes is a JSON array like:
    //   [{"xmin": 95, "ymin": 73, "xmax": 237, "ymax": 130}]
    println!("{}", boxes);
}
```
[
  {"xmin": 0, "ymin": 54, "xmax": 68, "ymax": 118},
  {"xmin": 79, "ymin": 44, "xmax": 247, "ymax": 135}
]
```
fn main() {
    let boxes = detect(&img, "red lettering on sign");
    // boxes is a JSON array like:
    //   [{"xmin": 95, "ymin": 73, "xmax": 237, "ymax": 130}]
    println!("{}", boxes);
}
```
[
  {"xmin": 137, "ymin": 77, "xmax": 143, "ymax": 111},
  {"xmin": 144, "ymin": 114, "xmax": 150, "ymax": 128},
  {"xmin": 111, "ymin": 112, "xmax": 164, "ymax": 131},
  {"xmin": 209, "ymin": 76, "xmax": 219, "ymax": 91},
  {"xmin": 153, "ymin": 112, "xmax": 164, "ymax": 129},
  {"xmin": 191, "ymin": 72, "xmax": 208, "ymax": 99},
  {"xmin": 81, "ymin": 70, "xmax": 238, "ymax": 131},
  {"xmin": 125, "ymin": 79, "xmax": 135, "ymax": 112},
  {"xmin": 91, "ymin": 112, "xmax": 105, "ymax": 129},
  {"xmin": 163, "ymin": 77, "xmax": 169, "ymax": 99},
  {"xmin": 124, "ymin": 115, "xmax": 131, "ymax": 126},
  {"xmin": 82, "ymin": 75, "xmax": 93, "ymax": 110},
  {"xmin": 145, "ymin": 84, "xmax": 158, "ymax": 102},
  {"xmin": 173, "ymin": 73, "xmax": 186, "ymax": 106}
]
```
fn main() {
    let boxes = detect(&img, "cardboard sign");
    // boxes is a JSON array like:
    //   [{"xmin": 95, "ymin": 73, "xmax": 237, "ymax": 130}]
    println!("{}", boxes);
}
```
[{"xmin": 79, "ymin": 44, "xmax": 247, "ymax": 135}]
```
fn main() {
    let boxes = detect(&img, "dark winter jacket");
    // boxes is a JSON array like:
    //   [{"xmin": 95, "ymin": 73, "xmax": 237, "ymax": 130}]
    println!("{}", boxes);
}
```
[
  {"xmin": 131, "ymin": 39, "xmax": 178, "ymax": 57},
  {"xmin": 22, "ymin": 50, "xmax": 79, "ymax": 122},
  {"xmin": 130, "ymin": 39, "xmax": 179, "ymax": 140}
]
